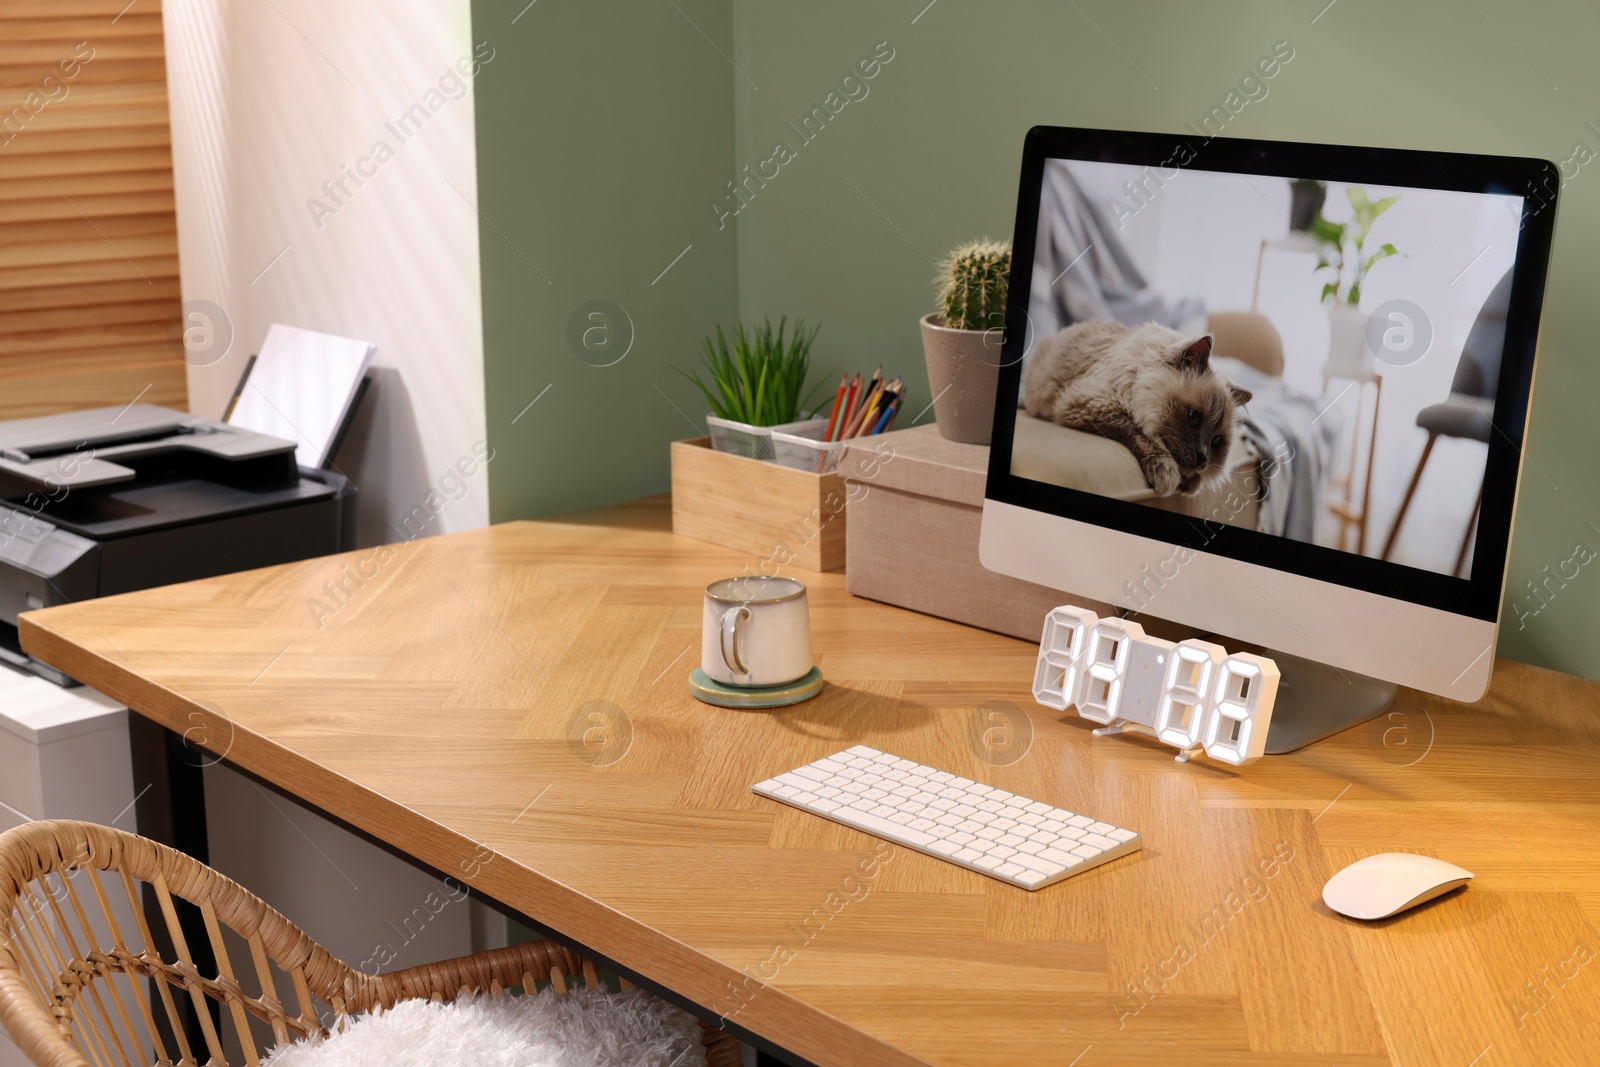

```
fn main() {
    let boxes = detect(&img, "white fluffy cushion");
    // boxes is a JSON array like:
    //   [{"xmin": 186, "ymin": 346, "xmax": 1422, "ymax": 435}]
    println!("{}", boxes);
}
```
[{"xmin": 261, "ymin": 988, "xmax": 709, "ymax": 1067}]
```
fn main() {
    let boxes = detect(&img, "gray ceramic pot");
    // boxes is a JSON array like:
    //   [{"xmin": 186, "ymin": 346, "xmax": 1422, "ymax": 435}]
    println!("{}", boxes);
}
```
[{"xmin": 919, "ymin": 313, "xmax": 1001, "ymax": 445}]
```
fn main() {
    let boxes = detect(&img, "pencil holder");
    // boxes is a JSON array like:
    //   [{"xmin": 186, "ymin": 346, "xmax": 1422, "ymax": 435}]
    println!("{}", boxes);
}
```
[
  {"xmin": 706, "ymin": 415, "xmax": 827, "ymax": 462},
  {"xmin": 771, "ymin": 430, "xmax": 849, "ymax": 474}
]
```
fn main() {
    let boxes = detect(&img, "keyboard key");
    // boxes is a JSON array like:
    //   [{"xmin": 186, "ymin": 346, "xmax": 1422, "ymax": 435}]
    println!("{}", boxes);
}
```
[
  {"xmin": 1025, "ymin": 802, "xmax": 1052, "ymax": 815},
  {"xmin": 1070, "ymin": 844, "xmax": 1102, "ymax": 860},
  {"xmin": 930, "ymin": 840, "xmax": 961, "ymax": 856},
  {"xmin": 815, "ymin": 758, "xmax": 845, "ymax": 773},
  {"xmin": 1017, "ymin": 870, "xmax": 1049, "ymax": 887},
  {"xmin": 974, "ymin": 855, "xmax": 1004, "ymax": 871},
  {"xmin": 1039, "ymin": 847, "xmax": 1082, "ymax": 867},
  {"xmin": 908, "ymin": 818, "xmax": 937, "ymax": 833},
  {"xmin": 997, "ymin": 833, "xmax": 1025, "ymax": 848},
  {"xmin": 953, "ymin": 847, "xmax": 984, "ymax": 863},
  {"xmin": 996, "ymin": 862, "xmax": 1028, "ymax": 879},
  {"xmin": 1066, "ymin": 815, "xmax": 1094, "ymax": 829},
  {"xmin": 1089, "ymin": 822, "xmax": 1116, "ymax": 835},
  {"xmin": 793, "ymin": 766, "xmax": 829, "ymax": 782},
  {"xmin": 1108, "ymin": 828, "xmax": 1138, "ymax": 843},
  {"xmin": 812, "ymin": 799, "xmax": 841, "ymax": 813},
  {"xmin": 1010, "ymin": 853, "xmax": 1060, "ymax": 876},
  {"xmin": 1082, "ymin": 833, "xmax": 1118, "ymax": 850}
]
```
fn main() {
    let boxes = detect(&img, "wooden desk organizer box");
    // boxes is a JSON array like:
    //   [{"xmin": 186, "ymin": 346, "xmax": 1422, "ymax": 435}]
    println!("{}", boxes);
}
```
[{"xmin": 670, "ymin": 437, "xmax": 846, "ymax": 572}]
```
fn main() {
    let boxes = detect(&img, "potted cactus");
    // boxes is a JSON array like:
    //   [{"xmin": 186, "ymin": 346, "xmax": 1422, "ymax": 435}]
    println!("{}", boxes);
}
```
[{"xmin": 920, "ymin": 239, "xmax": 1010, "ymax": 444}]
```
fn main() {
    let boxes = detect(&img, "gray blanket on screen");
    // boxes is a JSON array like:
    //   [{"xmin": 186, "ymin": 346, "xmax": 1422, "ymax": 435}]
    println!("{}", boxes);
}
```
[{"xmin": 1215, "ymin": 356, "xmax": 1337, "ymax": 541}]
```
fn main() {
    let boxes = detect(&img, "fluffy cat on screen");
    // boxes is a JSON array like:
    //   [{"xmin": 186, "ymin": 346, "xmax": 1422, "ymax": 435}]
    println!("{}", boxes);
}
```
[{"xmin": 1023, "ymin": 321, "xmax": 1252, "ymax": 496}]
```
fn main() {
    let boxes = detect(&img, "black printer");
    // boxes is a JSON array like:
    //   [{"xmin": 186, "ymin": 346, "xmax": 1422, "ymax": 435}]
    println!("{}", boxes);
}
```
[{"xmin": 0, "ymin": 403, "xmax": 356, "ymax": 684}]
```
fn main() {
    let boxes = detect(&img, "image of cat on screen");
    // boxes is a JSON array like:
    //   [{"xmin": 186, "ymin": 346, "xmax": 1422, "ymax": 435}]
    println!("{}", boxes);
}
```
[
  {"xmin": 1011, "ymin": 158, "xmax": 1521, "ymax": 578},
  {"xmin": 1023, "ymin": 321, "xmax": 1251, "ymax": 497}
]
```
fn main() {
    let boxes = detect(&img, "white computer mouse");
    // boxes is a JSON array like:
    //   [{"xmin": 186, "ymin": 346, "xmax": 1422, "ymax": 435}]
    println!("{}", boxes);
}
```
[{"xmin": 1322, "ymin": 852, "xmax": 1473, "ymax": 920}]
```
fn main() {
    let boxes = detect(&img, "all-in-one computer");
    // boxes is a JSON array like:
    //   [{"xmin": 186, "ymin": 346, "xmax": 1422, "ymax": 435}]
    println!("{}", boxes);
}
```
[{"xmin": 982, "ymin": 126, "xmax": 1558, "ymax": 750}]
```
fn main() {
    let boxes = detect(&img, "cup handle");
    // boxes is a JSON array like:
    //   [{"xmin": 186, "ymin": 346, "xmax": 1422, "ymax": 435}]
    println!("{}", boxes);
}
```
[{"xmin": 720, "ymin": 606, "xmax": 750, "ymax": 677}]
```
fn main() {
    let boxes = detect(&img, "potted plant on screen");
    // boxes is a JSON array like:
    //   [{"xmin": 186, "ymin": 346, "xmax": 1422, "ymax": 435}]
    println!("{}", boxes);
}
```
[
  {"xmin": 920, "ymin": 239, "xmax": 1010, "ymax": 445},
  {"xmin": 1288, "ymin": 179, "xmax": 1327, "ymax": 232},
  {"xmin": 682, "ymin": 316, "xmax": 827, "ymax": 460},
  {"xmin": 1310, "ymin": 187, "xmax": 1402, "ymax": 377}
]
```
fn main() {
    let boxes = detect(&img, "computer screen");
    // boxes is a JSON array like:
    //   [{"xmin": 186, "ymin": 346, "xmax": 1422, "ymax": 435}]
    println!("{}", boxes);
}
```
[
  {"xmin": 1016, "ymin": 160, "xmax": 1518, "ymax": 579},
  {"xmin": 981, "ymin": 128, "xmax": 1557, "ymax": 703}
]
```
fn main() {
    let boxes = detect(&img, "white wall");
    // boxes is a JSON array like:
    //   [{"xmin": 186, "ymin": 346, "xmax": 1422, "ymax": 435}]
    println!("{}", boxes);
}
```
[
  {"xmin": 162, "ymin": 0, "xmax": 490, "ymax": 545},
  {"xmin": 152, "ymin": 0, "xmax": 505, "ymax": 1005}
]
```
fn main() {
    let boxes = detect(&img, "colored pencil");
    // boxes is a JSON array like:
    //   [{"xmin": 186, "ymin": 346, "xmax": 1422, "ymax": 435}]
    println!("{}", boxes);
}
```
[
  {"xmin": 867, "ymin": 380, "xmax": 901, "ymax": 435},
  {"xmin": 847, "ymin": 378, "xmax": 888, "ymax": 439},
  {"xmin": 842, "ymin": 380, "xmax": 878, "ymax": 439},
  {"xmin": 841, "ymin": 373, "xmax": 878, "ymax": 440},
  {"xmin": 833, "ymin": 374, "xmax": 862, "ymax": 442},
  {"xmin": 884, "ymin": 386, "xmax": 905, "ymax": 431},
  {"xmin": 870, "ymin": 396, "xmax": 899, "ymax": 435},
  {"xmin": 822, "ymin": 373, "xmax": 848, "ymax": 441}
]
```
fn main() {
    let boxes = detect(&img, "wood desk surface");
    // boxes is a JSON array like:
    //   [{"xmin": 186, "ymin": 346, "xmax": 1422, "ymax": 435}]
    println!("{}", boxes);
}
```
[{"xmin": 21, "ymin": 498, "xmax": 1600, "ymax": 1066}]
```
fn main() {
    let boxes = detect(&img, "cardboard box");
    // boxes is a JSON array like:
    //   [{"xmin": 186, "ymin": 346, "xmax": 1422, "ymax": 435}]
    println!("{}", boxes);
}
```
[
  {"xmin": 670, "ymin": 437, "xmax": 846, "ymax": 572},
  {"xmin": 840, "ymin": 424, "xmax": 1112, "ymax": 641}
]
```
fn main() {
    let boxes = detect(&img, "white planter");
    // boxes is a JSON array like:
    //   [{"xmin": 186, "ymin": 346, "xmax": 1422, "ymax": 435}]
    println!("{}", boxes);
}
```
[{"xmin": 1324, "ymin": 303, "xmax": 1374, "ymax": 379}]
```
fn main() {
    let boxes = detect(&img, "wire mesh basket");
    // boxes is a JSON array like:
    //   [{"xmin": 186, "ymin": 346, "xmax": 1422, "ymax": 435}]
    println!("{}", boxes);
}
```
[{"xmin": 705, "ymin": 416, "xmax": 826, "ymax": 462}]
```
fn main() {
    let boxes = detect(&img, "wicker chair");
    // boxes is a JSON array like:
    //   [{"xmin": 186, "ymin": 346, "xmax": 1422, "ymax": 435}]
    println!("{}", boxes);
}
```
[{"xmin": 0, "ymin": 820, "xmax": 739, "ymax": 1067}]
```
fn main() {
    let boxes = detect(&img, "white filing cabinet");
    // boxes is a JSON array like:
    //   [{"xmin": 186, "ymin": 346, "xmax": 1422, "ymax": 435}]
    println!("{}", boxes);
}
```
[{"xmin": 0, "ymin": 665, "xmax": 140, "ymax": 1067}]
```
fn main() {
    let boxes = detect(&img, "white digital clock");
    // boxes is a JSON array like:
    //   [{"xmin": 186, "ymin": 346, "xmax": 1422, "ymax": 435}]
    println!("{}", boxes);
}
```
[{"xmin": 1032, "ymin": 606, "xmax": 1280, "ymax": 766}]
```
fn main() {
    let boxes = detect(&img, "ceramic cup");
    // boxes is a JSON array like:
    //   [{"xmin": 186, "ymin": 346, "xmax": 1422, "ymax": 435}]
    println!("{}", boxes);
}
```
[{"xmin": 701, "ymin": 576, "xmax": 813, "ymax": 687}]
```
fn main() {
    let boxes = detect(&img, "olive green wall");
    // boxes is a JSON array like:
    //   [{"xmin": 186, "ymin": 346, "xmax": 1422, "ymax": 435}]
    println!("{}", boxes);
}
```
[
  {"xmin": 473, "ymin": 0, "xmax": 738, "ymax": 518},
  {"xmin": 477, "ymin": 0, "xmax": 1600, "ymax": 679}
]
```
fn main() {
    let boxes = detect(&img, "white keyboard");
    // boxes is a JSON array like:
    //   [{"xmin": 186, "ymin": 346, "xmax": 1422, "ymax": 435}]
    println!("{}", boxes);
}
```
[{"xmin": 752, "ymin": 745, "xmax": 1142, "ymax": 890}]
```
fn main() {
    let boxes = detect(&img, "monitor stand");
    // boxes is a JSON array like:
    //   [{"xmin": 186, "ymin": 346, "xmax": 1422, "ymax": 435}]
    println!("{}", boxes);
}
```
[{"xmin": 1257, "ymin": 650, "xmax": 1397, "ymax": 753}]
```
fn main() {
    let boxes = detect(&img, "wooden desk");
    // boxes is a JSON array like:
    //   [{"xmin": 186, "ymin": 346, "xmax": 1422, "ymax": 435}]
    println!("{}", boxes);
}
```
[{"xmin": 20, "ymin": 498, "xmax": 1600, "ymax": 1066}]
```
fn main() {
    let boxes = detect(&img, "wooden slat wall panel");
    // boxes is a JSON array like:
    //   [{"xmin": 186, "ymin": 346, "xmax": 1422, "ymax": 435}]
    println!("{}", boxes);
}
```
[{"xmin": 0, "ymin": 0, "xmax": 185, "ymax": 420}]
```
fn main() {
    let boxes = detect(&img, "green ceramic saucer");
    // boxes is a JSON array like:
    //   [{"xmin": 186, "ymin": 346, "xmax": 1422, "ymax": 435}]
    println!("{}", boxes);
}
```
[{"xmin": 688, "ymin": 666, "xmax": 824, "ymax": 708}]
